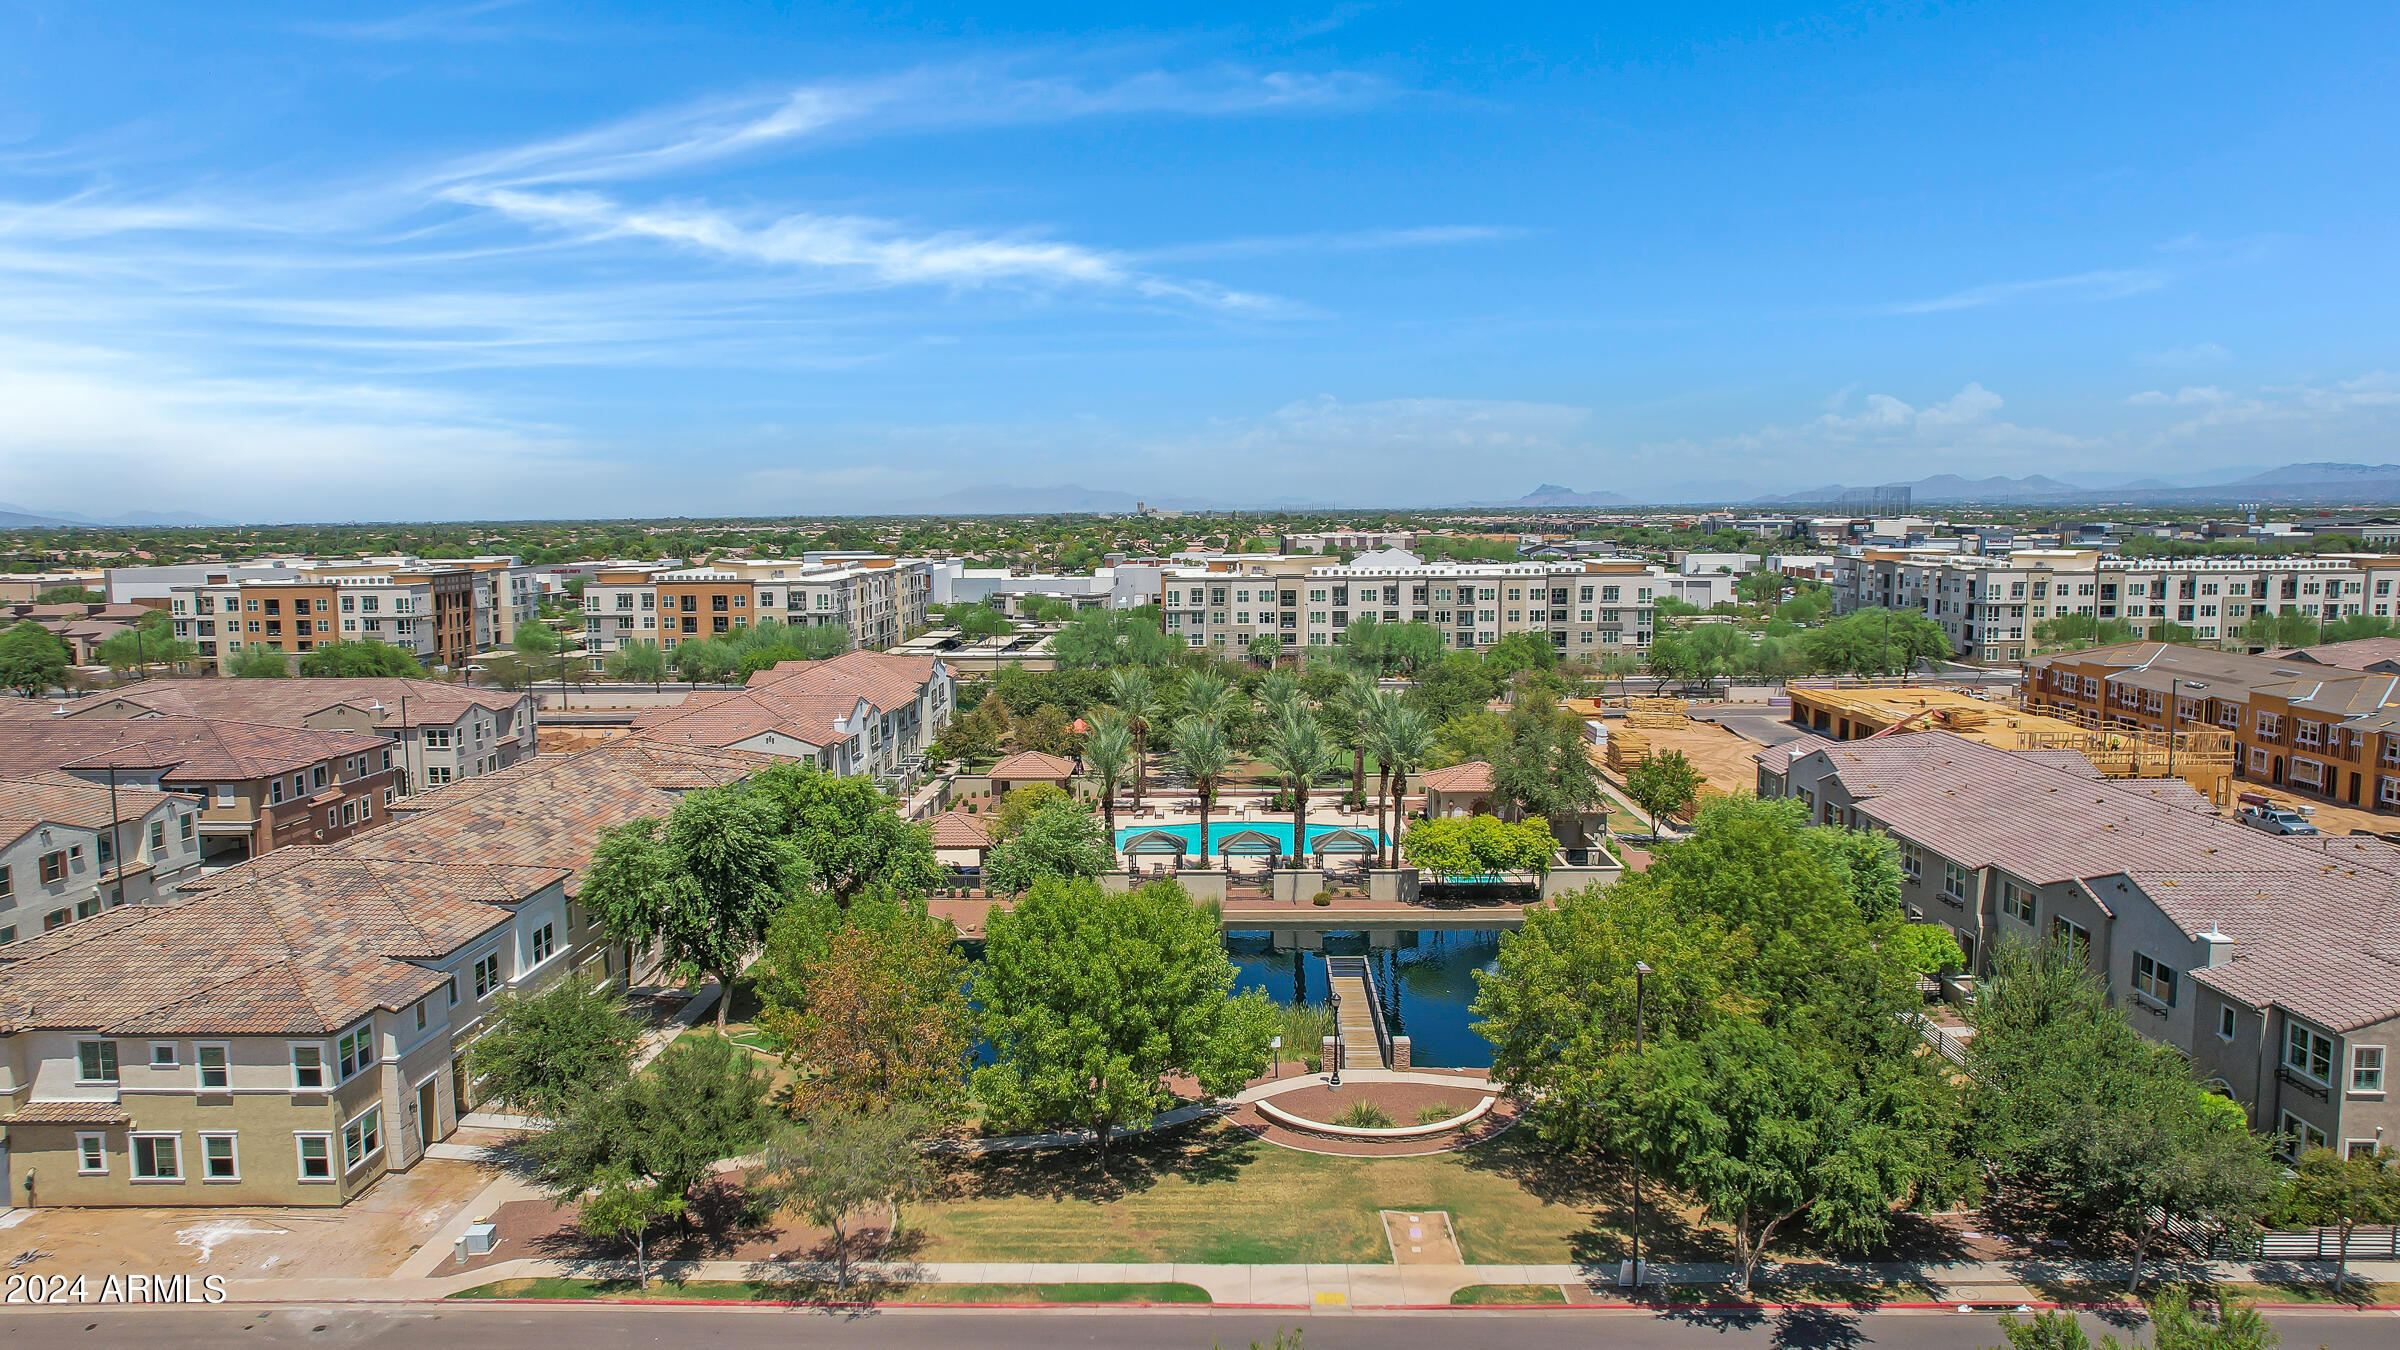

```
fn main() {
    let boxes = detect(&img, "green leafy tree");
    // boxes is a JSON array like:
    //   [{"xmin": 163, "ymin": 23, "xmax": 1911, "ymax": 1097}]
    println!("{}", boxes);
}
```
[
  {"xmin": 576, "ymin": 1166, "xmax": 685, "ymax": 1289},
  {"xmin": 468, "ymin": 976, "xmax": 643, "ymax": 1123},
  {"xmin": 228, "ymin": 643, "xmax": 290, "ymax": 678},
  {"xmin": 1080, "ymin": 710, "xmax": 1134, "ymax": 837},
  {"xmin": 1887, "ymin": 923, "xmax": 1966, "ymax": 976},
  {"xmin": 1169, "ymin": 712, "xmax": 1233, "ymax": 865},
  {"xmin": 1803, "ymin": 609, "xmax": 1952, "ymax": 674},
  {"xmin": 2241, "ymin": 608, "xmax": 2324, "ymax": 650},
  {"xmin": 529, "ymin": 1031, "xmax": 778, "ymax": 1214},
  {"xmin": 989, "ymin": 782, "xmax": 1070, "ymax": 840},
  {"xmin": 748, "ymin": 761, "xmax": 942, "ymax": 900},
  {"xmin": 2032, "ymin": 613, "xmax": 2140, "ymax": 652},
  {"xmin": 605, "ymin": 639, "xmax": 669, "ymax": 689},
  {"xmin": 0, "ymin": 620, "xmax": 73, "ymax": 696},
  {"xmin": 1052, "ymin": 610, "xmax": 1171, "ymax": 668},
  {"xmin": 35, "ymin": 586, "xmax": 105, "ymax": 604},
  {"xmin": 1401, "ymin": 813, "xmax": 1556, "ymax": 877},
  {"xmin": 759, "ymin": 899, "xmax": 971, "ymax": 1117},
  {"xmin": 1489, "ymin": 701, "xmax": 1605, "ymax": 833},
  {"xmin": 1603, "ymin": 1015, "xmax": 1959, "ymax": 1292},
  {"xmin": 1989, "ymin": 1288, "xmax": 2281, "ymax": 1350},
  {"xmin": 93, "ymin": 614, "xmax": 197, "ymax": 677},
  {"xmin": 669, "ymin": 636, "xmax": 740, "ymax": 685},
  {"xmin": 2276, "ymin": 1146, "xmax": 2400, "ymax": 1292},
  {"xmin": 762, "ymin": 1106, "xmax": 935, "ymax": 1289},
  {"xmin": 1431, "ymin": 710, "xmax": 1509, "ymax": 770},
  {"xmin": 581, "ymin": 784, "xmax": 806, "ymax": 1028},
  {"xmin": 973, "ymin": 878, "xmax": 1276, "ymax": 1164},
  {"xmin": 1484, "ymin": 631, "xmax": 1556, "ymax": 676},
  {"xmin": 1246, "ymin": 632, "xmax": 1283, "ymax": 669},
  {"xmin": 1624, "ymin": 749, "xmax": 1702, "ymax": 833},
  {"xmin": 298, "ymin": 638, "xmax": 426, "ymax": 677},
  {"xmin": 983, "ymin": 796, "xmax": 1116, "ymax": 893}
]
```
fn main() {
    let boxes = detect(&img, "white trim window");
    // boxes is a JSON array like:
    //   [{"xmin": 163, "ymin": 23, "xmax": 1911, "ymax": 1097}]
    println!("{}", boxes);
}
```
[
  {"xmin": 149, "ymin": 1042, "xmax": 178, "ymax": 1068},
  {"xmin": 75, "ymin": 1132, "xmax": 108, "ymax": 1175},
  {"xmin": 1941, "ymin": 862, "xmax": 1970, "ymax": 902},
  {"xmin": 294, "ymin": 1132, "xmax": 335, "ymax": 1182},
  {"xmin": 130, "ymin": 1132, "xmax": 183, "ymax": 1181},
  {"xmin": 2351, "ymin": 1045, "xmax": 2385, "ymax": 1095},
  {"xmin": 336, "ymin": 1023, "xmax": 373, "ymax": 1082},
  {"xmin": 1900, "ymin": 841, "xmax": 1922, "ymax": 880},
  {"xmin": 2051, "ymin": 917, "xmax": 2091, "ymax": 951},
  {"xmin": 291, "ymin": 1043, "xmax": 328, "ymax": 1091},
  {"xmin": 77, "ymin": 1039, "xmax": 120, "ymax": 1084},
  {"xmin": 2000, "ymin": 880, "xmax": 2035, "ymax": 923},
  {"xmin": 2281, "ymin": 1111, "xmax": 2328, "ymax": 1158},
  {"xmin": 2285, "ymin": 1022, "xmax": 2335, "ymax": 1083},
  {"xmin": 526, "ymin": 921, "xmax": 555, "ymax": 966},
  {"xmin": 196, "ymin": 1044, "xmax": 230, "ymax": 1090},
  {"xmin": 199, "ymin": 1132, "xmax": 240, "ymax": 1182},
  {"xmin": 342, "ymin": 1105, "xmax": 383, "ymax": 1172},
  {"xmin": 2132, "ymin": 953, "xmax": 2177, "ymax": 1007},
  {"xmin": 2216, "ymin": 1004, "xmax": 2238, "ymax": 1040}
]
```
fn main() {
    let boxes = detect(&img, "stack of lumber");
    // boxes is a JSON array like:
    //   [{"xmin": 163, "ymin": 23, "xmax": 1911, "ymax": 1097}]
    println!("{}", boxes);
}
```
[
  {"xmin": 1940, "ymin": 705, "xmax": 1989, "ymax": 732},
  {"xmin": 1606, "ymin": 727, "xmax": 1652, "ymax": 772},
  {"xmin": 1625, "ymin": 696, "xmax": 1690, "ymax": 730}
]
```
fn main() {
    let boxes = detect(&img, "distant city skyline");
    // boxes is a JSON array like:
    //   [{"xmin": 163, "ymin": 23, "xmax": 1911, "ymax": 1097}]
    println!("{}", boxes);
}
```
[{"xmin": 1, "ymin": 2, "xmax": 2395, "ymax": 520}]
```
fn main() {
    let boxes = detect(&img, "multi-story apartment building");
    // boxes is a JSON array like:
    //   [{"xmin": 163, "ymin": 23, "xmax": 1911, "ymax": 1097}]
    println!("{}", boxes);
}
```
[
  {"xmin": 63, "ymin": 679, "xmax": 536, "ymax": 796},
  {"xmin": 1280, "ymin": 529, "xmax": 1416, "ymax": 554},
  {"xmin": 128, "ymin": 556, "xmax": 535, "ymax": 671},
  {"xmin": 1157, "ymin": 553, "xmax": 1674, "ymax": 657},
  {"xmin": 0, "ymin": 741, "xmax": 769, "ymax": 1208},
  {"xmin": 0, "ymin": 716, "xmax": 397, "ymax": 867},
  {"xmin": 0, "ymin": 772, "xmax": 201, "ymax": 947},
  {"xmin": 579, "ymin": 556, "xmax": 933, "ymax": 668},
  {"xmin": 1842, "ymin": 548, "xmax": 2400, "ymax": 664},
  {"xmin": 2024, "ymin": 642, "xmax": 2400, "ymax": 815},
  {"xmin": 1756, "ymin": 730, "xmax": 2400, "ymax": 1158},
  {"xmin": 628, "ymin": 650, "xmax": 953, "ymax": 786}
]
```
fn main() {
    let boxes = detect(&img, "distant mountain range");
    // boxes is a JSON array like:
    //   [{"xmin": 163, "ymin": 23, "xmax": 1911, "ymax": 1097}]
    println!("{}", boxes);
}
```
[
  {"xmin": 1496, "ymin": 483, "xmax": 1641, "ymax": 508},
  {"xmin": 1743, "ymin": 463, "xmax": 2400, "ymax": 508},
  {"xmin": 0, "ymin": 503, "xmax": 233, "ymax": 528}
]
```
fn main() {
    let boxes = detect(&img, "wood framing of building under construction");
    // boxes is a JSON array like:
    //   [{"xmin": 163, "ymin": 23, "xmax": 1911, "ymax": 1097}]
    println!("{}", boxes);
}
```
[{"xmin": 1787, "ymin": 683, "xmax": 2235, "ymax": 804}]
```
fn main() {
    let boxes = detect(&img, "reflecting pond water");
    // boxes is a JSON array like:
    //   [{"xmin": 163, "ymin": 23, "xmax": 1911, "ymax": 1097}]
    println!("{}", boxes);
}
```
[{"xmin": 1223, "ymin": 928, "xmax": 1505, "ymax": 1068}]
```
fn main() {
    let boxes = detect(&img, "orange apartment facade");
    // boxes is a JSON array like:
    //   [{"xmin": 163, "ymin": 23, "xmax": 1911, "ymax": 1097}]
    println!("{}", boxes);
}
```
[{"xmin": 2025, "ymin": 642, "xmax": 2400, "ymax": 816}]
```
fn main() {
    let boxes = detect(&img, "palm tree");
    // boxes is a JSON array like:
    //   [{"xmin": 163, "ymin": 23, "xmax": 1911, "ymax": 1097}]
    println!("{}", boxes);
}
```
[
  {"xmin": 1359, "ymin": 690, "xmax": 1407, "ymax": 864},
  {"xmin": 1107, "ymin": 667, "xmax": 1158, "ymax": 813},
  {"xmin": 1082, "ymin": 710, "xmax": 1134, "ymax": 842},
  {"xmin": 1170, "ymin": 714, "xmax": 1232, "ymax": 869},
  {"xmin": 1376, "ymin": 705, "xmax": 1435, "ymax": 871},
  {"xmin": 1179, "ymin": 667, "xmax": 1238, "ymax": 723},
  {"xmin": 1256, "ymin": 708, "xmax": 1343, "ymax": 869},
  {"xmin": 1336, "ymin": 669, "xmax": 1382, "ymax": 803},
  {"xmin": 1259, "ymin": 669, "xmax": 1303, "ymax": 722}
]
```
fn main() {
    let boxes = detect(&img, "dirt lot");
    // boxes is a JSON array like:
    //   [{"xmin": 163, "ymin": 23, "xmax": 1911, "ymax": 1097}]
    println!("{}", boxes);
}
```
[
  {"xmin": 0, "ymin": 1156, "xmax": 490, "ymax": 1280},
  {"xmin": 1612, "ymin": 717, "xmax": 1766, "ymax": 796}
]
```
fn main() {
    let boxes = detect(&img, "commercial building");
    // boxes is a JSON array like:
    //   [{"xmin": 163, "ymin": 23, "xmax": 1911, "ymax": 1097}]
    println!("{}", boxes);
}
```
[
  {"xmin": 0, "ymin": 740, "xmax": 770, "ymax": 1208},
  {"xmin": 2024, "ymin": 642, "xmax": 2400, "ymax": 816},
  {"xmin": 0, "ymin": 716, "xmax": 397, "ymax": 868},
  {"xmin": 1840, "ymin": 548, "xmax": 2400, "ymax": 664},
  {"xmin": 1279, "ymin": 529, "xmax": 1416, "ymax": 555},
  {"xmin": 578, "ymin": 555, "xmax": 933, "ymax": 668},
  {"xmin": 0, "ymin": 772, "xmax": 201, "ymax": 947},
  {"xmin": 927, "ymin": 559, "xmax": 1167, "ymax": 614},
  {"xmin": 62, "ymin": 679, "xmax": 535, "ymax": 796},
  {"xmin": 1756, "ymin": 731, "xmax": 2400, "ymax": 1158},
  {"xmin": 1156, "ymin": 552, "xmax": 1680, "ymax": 656}
]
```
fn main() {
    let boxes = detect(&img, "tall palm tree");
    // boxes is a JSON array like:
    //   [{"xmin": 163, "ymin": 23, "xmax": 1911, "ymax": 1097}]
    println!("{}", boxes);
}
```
[
  {"xmin": 1106, "ymin": 667, "xmax": 1158, "ymax": 813},
  {"xmin": 1082, "ymin": 710, "xmax": 1134, "ymax": 843},
  {"xmin": 1169, "ymin": 714, "xmax": 1232, "ymax": 869},
  {"xmin": 1179, "ymin": 667, "xmax": 1237, "ymax": 723},
  {"xmin": 1337, "ymin": 669, "xmax": 1382, "ymax": 803},
  {"xmin": 1256, "ymin": 708, "xmax": 1343, "ymax": 870},
  {"xmin": 1376, "ymin": 705, "xmax": 1435, "ymax": 871},
  {"xmin": 1359, "ymin": 690, "xmax": 1407, "ymax": 864},
  {"xmin": 1259, "ymin": 669, "xmax": 1303, "ymax": 722}
]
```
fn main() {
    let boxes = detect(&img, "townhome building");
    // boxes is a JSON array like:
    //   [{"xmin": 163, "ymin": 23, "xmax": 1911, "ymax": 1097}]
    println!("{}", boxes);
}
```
[
  {"xmin": 0, "ymin": 740, "xmax": 771, "ymax": 1208},
  {"xmin": 578, "ymin": 556, "xmax": 933, "ymax": 667},
  {"xmin": 0, "ymin": 716, "xmax": 396, "ymax": 868},
  {"xmin": 2025, "ymin": 642, "xmax": 2400, "ymax": 817},
  {"xmin": 1755, "ymin": 730, "xmax": 2400, "ymax": 1157},
  {"xmin": 1841, "ymin": 549, "xmax": 2400, "ymax": 664},
  {"xmin": 626, "ymin": 650, "xmax": 952, "ymax": 788},
  {"xmin": 61, "ymin": 679, "xmax": 535, "ymax": 796},
  {"xmin": 1156, "ymin": 551, "xmax": 1673, "ymax": 656},
  {"xmin": 0, "ymin": 773, "xmax": 201, "ymax": 947}
]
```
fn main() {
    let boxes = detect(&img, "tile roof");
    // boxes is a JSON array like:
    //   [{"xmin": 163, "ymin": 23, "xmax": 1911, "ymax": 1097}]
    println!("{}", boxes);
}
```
[
  {"xmin": 78, "ymin": 678, "xmax": 525, "ymax": 729},
  {"xmin": 0, "ymin": 771, "xmax": 190, "ymax": 851},
  {"xmin": 748, "ymin": 649, "xmax": 944, "ymax": 714},
  {"xmin": 2032, "ymin": 642, "xmax": 2400, "ymax": 719},
  {"xmin": 0, "ymin": 857, "xmax": 551, "ymax": 1035},
  {"xmin": 1787, "ymin": 730, "xmax": 2400, "ymax": 1032},
  {"xmin": 3, "ymin": 1101, "xmax": 133, "ymax": 1126},
  {"xmin": 628, "ymin": 686, "xmax": 865, "ymax": 753},
  {"xmin": 2276, "ymin": 637, "xmax": 2400, "ymax": 671},
  {"xmin": 1421, "ymin": 761, "xmax": 1495, "ymax": 793},
  {"xmin": 926, "ymin": 808, "xmax": 991, "ymax": 849},
  {"xmin": 0, "ymin": 714, "xmax": 385, "ymax": 783},
  {"xmin": 991, "ymin": 751, "xmax": 1076, "ymax": 780}
]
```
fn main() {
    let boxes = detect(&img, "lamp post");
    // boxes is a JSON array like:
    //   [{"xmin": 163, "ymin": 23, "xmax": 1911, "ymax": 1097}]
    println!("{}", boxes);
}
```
[
  {"xmin": 1328, "ymin": 991, "xmax": 1343, "ymax": 1086},
  {"xmin": 1629, "ymin": 959, "xmax": 1651, "ymax": 1288}
]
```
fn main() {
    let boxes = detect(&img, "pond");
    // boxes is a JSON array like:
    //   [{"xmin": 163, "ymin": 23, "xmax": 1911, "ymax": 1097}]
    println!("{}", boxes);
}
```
[
  {"xmin": 1224, "ymin": 928, "xmax": 1505, "ymax": 1069},
  {"xmin": 1116, "ymin": 822, "xmax": 1386, "ymax": 857}
]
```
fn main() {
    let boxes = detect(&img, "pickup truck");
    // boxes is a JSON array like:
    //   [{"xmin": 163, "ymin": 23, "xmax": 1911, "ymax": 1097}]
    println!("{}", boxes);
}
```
[{"xmin": 2237, "ymin": 804, "xmax": 2318, "ymax": 835}]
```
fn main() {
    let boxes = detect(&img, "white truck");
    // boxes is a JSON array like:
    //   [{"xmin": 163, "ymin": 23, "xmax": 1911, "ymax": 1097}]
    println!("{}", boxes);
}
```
[{"xmin": 2235, "ymin": 793, "xmax": 2318, "ymax": 835}]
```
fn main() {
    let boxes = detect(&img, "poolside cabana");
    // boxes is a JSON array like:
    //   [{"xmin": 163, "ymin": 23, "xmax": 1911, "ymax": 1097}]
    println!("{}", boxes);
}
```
[
  {"xmin": 1308, "ymin": 827, "xmax": 1378, "ymax": 866},
  {"xmin": 1120, "ymin": 827, "xmax": 1190, "ymax": 872},
  {"xmin": 1214, "ymin": 827, "xmax": 1286, "ymax": 872}
]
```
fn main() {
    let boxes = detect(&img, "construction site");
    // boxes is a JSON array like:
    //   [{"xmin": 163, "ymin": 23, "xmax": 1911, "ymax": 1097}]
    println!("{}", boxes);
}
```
[
  {"xmin": 1783, "ymin": 683, "xmax": 2237, "ymax": 806},
  {"xmin": 1569, "ymin": 696, "xmax": 1766, "ymax": 812}
]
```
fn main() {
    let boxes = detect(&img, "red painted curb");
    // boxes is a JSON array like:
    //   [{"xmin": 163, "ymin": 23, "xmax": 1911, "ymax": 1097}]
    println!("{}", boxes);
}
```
[{"xmin": 450, "ymin": 1295, "xmax": 2400, "ymax": 1314}]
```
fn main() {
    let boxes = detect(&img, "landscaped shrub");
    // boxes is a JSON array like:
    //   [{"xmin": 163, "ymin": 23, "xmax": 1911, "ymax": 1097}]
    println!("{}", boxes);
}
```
[
  {"xmin": 1335, "ymin": 1101, "xmax": 1394, "ymax": 1129},
  {"xmin": 1416, "ymin": 1101, "xmax": 1457, "ymax": 1126},
  {"xmin": 1272, "ymin": 1003, "xmax": 1333, "ymax": 1072},
  {"xmin": 1311, "ymin": 890, "xmax": 1333, "ymax": 907}
]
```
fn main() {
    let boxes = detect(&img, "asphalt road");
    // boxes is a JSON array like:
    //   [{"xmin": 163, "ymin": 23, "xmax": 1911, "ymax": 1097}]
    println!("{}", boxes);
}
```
[{"xmin": 6, "ymin": 1305, "xmax": 2397, "ymax": 1350}]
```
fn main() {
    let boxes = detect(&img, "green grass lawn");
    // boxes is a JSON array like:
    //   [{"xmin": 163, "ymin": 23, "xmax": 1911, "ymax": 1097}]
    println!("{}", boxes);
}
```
[
  {"xmin": 915, "ymin": 1123, "xmax": 1610, "ymax": 1265},
  {"xmin": 452, "ymin": 1277, "xmax": 1208, "ymax": 1304},
  {"xmin": 1452, "ymin": 1284, "xmax": 1569, "ymax": 1305}
]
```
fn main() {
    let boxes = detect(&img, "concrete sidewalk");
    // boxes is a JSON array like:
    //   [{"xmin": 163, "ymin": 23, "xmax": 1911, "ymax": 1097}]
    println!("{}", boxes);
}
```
[{"xmin": 237, "ymin": 1254, "xmax": 2400, "ymax": 1309}]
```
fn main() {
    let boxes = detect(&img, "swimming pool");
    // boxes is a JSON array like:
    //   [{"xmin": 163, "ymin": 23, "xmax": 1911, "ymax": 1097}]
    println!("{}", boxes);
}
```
[{"xmin": 1114, "ymin": 821, "xmax": 1387, "ymax": 857}]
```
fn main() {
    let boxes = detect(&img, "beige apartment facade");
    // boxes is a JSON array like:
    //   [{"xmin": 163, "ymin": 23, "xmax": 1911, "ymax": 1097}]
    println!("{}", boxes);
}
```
[
  {"xmin": 580, "ymin": 556, "xmax": 933, "ymax": 667},
  {"xmin": 1158, "ymin": 554, "xmax": 1668, "ymax": 657}
]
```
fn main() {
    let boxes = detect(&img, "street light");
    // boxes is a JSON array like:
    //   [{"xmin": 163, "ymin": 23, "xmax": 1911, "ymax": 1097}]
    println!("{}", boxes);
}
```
[
  {"xmin": 1328, "ymin": 991, "xmax": 1343, "ymax": 1086},
  {"xmin": 1628, "ymin": 959, "xmax": 1651, "ymax": 1289}
]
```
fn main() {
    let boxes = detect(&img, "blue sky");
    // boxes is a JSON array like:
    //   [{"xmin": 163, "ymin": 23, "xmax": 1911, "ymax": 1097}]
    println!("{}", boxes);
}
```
[{"xmin": 1, "ymin": 1, "xmax": 2395, "ymax": 520}]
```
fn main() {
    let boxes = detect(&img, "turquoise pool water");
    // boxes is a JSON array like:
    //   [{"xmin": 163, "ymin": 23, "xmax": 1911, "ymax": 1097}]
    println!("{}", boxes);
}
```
[{"xmin": 1114, "ymin": 821, "xmax": 1387, "ymax": 856}]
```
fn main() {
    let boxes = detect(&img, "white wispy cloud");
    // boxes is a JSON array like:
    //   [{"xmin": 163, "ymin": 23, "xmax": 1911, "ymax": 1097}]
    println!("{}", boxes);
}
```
[
  {"xmin": 2137, "ymin": 341, "xmax": 2232, "ymax": 367},
  {"xmin": 1134, "ymin": 224, "xmax": 1523, "ymax": 263},
  {"xmin": 1880, "ymin": 267, "xmax": 2169, "ymax": 315},
  {"xmin": 293, "ymin": 0, "xmax": 538, "ymax": 44},
  {"xmin": 2125, "ymin": 385, "xmax": 2231, "ymax": 407}
]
